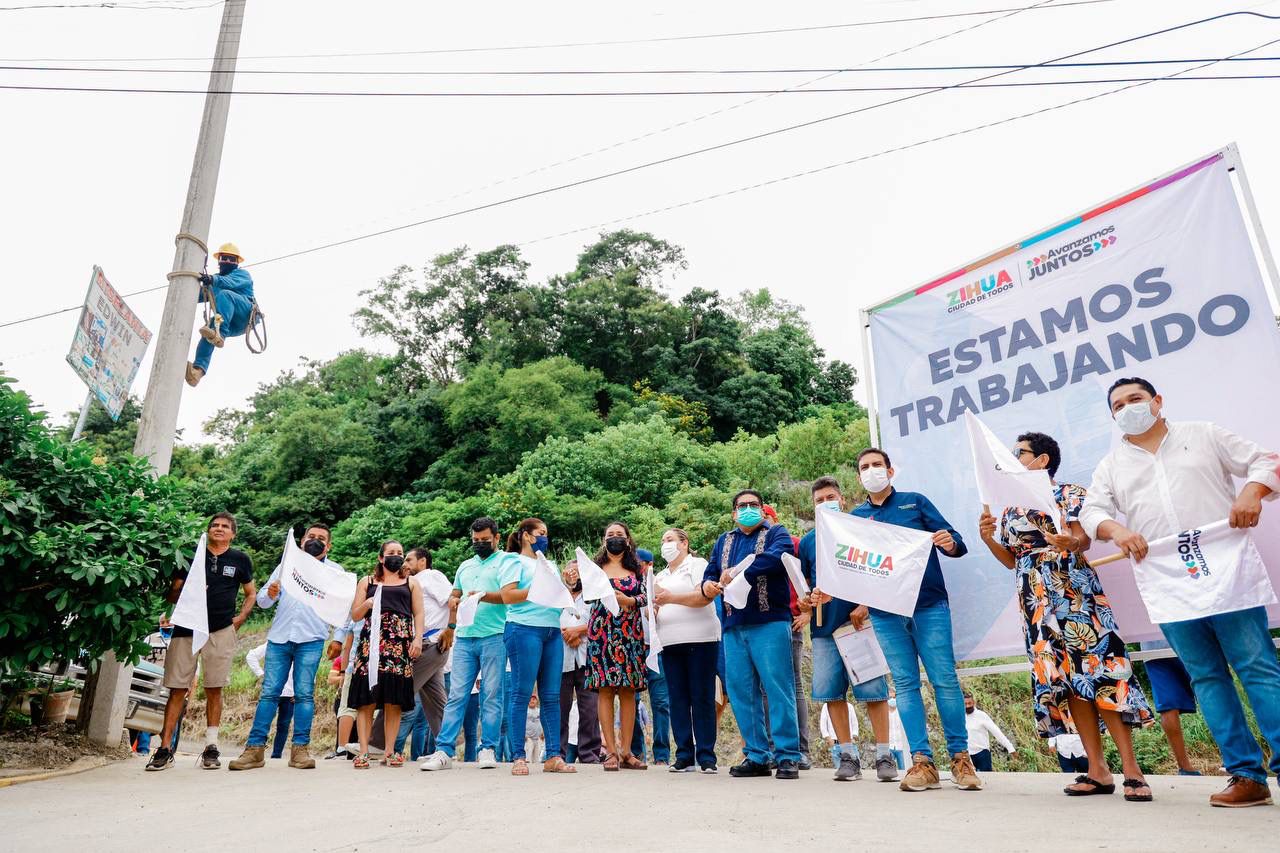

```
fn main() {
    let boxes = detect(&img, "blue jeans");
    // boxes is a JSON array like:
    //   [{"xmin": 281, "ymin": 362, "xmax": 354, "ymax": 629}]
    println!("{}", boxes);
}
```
[
  {"xmin": 247, "ymin": 639, "xmax": 324, "ymax": 747},
  {"xmin": 436, "ymin": 635, "xmax": 505, "ymax": 757},
  {"xmin": 271, "ymin": 697, "xmax": 293, "ymax": 758},
  {"xmin": 442, "ymin": 673, "xmax": 478, "ymax": 761},
  {"xmin": 661, "ymin": 641, "xmax": 718, "ymax": 767},
  {"xmin": 630, "ymin": 660, "xmax": 671, "ymax": 763},
  {"xmin": 193, "ymin": 288, "xmax": 252, "ymax": 373},
  {"xmin": 1160, "ymin": 606, "xmax": 1280, "ymax": 784},
  {"xmin": 870, "ymin": 602, "xmax": 968, "ymax": 759},
  {"xmin": 497, "ymin": 669, "xmax": 514, "ymax": 762},
  {"xmin": 504, "ymin": 622, "xmax": 564, "ymax": 761},
  {"xmin": 723, "ymin": 621, "xmax": 800, "ymax": 764},
  {"xmin": 394, "ymin": 695, "xmax": 430, "ymax": 759}
]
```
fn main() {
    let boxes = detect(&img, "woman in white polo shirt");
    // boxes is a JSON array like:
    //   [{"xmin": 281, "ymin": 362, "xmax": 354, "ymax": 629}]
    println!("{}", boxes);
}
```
[{"xmin": 653, "ymin": 528, "xmax": 720, "ymax": 773}]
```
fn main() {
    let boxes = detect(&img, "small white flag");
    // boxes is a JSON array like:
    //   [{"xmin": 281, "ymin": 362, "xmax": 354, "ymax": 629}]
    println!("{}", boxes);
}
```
[
  {"xmin": 455, "ymin": 591, "xmax": 482, "ymax": 629},
  {"xmin": 721, "ymin": 553, "xmax": 757, "ymax": 609},
  {"xmin": 279, "ymin": 530, "xmax": 357, "ymax": 627},
  {"xmin": 170, "ymin": 533, "xmax": 210, "ymax": 652},
  {"xmin": 963, "ymin": 411, "xmax": 1060, "ymax": 528},
  {"xmin": 367, "ymin": 582, "xmax": 384, "ymax": 690},
  {"xmin": 1127, "ymin": 519, "xmax": 1277, "ymax": 624},
  {"xmin": 645, "ymin": 569, "xmax": 663, "ymax": 673},
  {"xmin": 781, "ymin": 552, "xmax": 810, "ymax": 597},
  {"xmin": 576, "ymin": 547, "xmax": 620, "ymax": 616},
  {"xmin": 528, "ymin": 552, "xmax": 573, "ymax": 609}
]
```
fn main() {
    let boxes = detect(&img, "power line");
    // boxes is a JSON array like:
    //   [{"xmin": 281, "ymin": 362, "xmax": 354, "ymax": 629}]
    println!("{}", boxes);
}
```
[
  {"xmin": 0, "ymin": 1, "xmax": 1114, "ymax": 59},
  {"xmin": 3, "ymin": 9, "xmax": 1273, "ymax": 331},
  {"xmin": 2, "ymin": 74, "xmax": 1276, "ymax": 97},
  {"xmin": 5, "ymin": 56, "xmax": 1280, "ymax": 78},
  {"xmin": 0, "ymin": 0, "xmax": 220, "ymax": 10}
]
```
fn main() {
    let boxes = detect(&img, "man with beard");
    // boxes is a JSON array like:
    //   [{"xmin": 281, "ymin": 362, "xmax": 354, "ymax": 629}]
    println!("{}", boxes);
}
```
[{"xmin": 229, "ymin": 524, "xmax": 345, "ymax": 771}]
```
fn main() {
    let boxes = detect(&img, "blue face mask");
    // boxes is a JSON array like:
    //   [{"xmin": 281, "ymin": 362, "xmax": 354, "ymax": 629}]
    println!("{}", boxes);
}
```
[
  {"xmin": 531, "ymin": 535, "xmax": 549, "ymax": 555},
  {"xmin": 735, "ymin": 506, "xmax": 763, "ymax": 528},
  {"xmin": 817, "ymin": 500, "xmax": 842, "ymax": 514}
]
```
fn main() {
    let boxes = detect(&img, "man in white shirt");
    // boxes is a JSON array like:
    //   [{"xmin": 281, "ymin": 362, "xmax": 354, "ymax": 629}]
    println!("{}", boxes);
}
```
[
  {"xmin": 963, "ymin": 694, "xmax": 1014, "ymax": 772},
  {"xmin": 1047, "ymin": 733, "xmax": 1088, "ymax": 774},
  {"xmin": 396, "ymin": 548, "xmax": 453, "ymax": 759},
  {"xmin": 559, "ymin": 561, "xmax": 602, "ymax": 764},
  {"xmin": 1080, "ymin": 376, "xmax": 1280, "ymax": 808}
]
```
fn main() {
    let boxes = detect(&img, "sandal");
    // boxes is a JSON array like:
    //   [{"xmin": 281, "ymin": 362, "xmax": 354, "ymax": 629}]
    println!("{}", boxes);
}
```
[
  {"xmin": 1064, "ymin": 775, "xmax": 1115, "ymax": 796},
  {"xmin": 353, "ymin": 753, "xmax": 370, "ymax": 769},
  {"xmin": 388, "ymin": 752, "xmax": 405, "ymax": 768},
  {"xmin": 512, "ymin": 758, "xmax": 530, "ymax": 776},
  {"xmin": 544, "ymin": 756, "xmax": 577, "ymax": 774},
  {"xmin": 603, "ymin": 753, "xmax": 620, "ymax": 772},
  {"xmin": 1123, "ymin": 778, "xmax": 1153, "ymax": 802},
  {"xmin": 620, "ymin": 753, "xmax": 648, "ymax": 771}
]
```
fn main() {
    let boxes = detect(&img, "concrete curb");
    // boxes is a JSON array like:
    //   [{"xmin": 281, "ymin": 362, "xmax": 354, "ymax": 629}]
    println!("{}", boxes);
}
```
[{"xmin": 0, "ymin": 755, "xmax": 112, "ymax": 789}]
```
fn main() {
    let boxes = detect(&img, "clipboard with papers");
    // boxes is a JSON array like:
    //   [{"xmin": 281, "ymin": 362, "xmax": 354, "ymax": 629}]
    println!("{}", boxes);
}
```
[{"xmin": 832, "ymin": 622, "xmax": 890, "ymax": 685}]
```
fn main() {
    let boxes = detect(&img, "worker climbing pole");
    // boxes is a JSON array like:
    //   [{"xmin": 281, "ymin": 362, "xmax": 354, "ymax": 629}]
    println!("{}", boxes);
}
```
[{"xmin": 185, "ymin": 241, "xmax": 266, "ymax": 387}]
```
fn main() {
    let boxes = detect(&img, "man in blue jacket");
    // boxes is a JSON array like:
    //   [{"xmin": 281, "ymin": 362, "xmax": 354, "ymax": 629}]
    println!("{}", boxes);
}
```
[
  {"xmin": 851, "ymin": 447, "xmax": 982, "ymax": 793},
  {"xmin": 186, "ymin": 242, "xmax": 255, "ymax": 387},
  {"xmin": 702, "ymin": 488, "xmax": 801, "ymax": 780}
]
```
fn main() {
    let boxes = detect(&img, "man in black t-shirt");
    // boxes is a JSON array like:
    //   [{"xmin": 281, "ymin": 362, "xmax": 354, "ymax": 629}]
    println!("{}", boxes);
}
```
[{"xmin": 146, "ymin": 512, "xmax": 256, "ymax": 772}]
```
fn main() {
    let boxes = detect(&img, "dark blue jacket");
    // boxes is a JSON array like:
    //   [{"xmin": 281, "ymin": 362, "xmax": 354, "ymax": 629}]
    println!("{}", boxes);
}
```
[
  {"xmin": 849, "ymin": 488, "xmax": 965, "ymax": 612},
  {"xmin": 799, "ymin": 528, "xmax": 856, "ymax": 638},
  {"xmin": 703, "ymin": 523, "xmax": 793, "ymax": 630}
]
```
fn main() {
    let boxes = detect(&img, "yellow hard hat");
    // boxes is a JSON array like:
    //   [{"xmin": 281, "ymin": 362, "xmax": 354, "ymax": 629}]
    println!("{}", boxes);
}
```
[{"xmin": 215, "ymin": 242, "xmax": 243, "ymax": 262}]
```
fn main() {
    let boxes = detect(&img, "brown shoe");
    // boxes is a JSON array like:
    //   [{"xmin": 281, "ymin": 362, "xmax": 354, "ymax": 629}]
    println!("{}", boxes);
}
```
[
  {"xmin": 900, "ymin": 753, "xmax": 941, "ymax": 792},
  {"xmin": 228, "ymin": 745, "xmax": 265, "ymax": 771},
  {"xmin": 949, "ymin": 752, "xmax": 983, "ymax": 790},
  {"xmin": 184, "ymin": 363, "xmax": 205, "ymax": 387},
  {"xmin": 1210, "ymin": 776, "xmax": 1273, "ymax": 808},
  {"xmin": 288, "ymin": 744, "xmax": 315, "ymax": 769},
  {"xmin": 199, "ymin": 323, "xmax": 225, "ymax": 348}
]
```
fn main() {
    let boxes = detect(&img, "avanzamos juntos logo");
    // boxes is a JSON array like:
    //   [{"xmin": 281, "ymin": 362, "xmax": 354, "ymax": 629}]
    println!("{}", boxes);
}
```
[{"xmin": 1027, "ymin": 226, "xmax": 1117, "ymax": 280}]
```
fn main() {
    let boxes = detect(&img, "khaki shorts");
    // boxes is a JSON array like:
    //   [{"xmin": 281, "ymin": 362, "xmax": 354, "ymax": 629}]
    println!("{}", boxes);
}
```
[
  {"xmin": 164, "ymin": 625, "xmax": 236, "ymax": 689},
  {"xmin": 337, "ymin": 670, "xmax": 357, "ymax": 719}
]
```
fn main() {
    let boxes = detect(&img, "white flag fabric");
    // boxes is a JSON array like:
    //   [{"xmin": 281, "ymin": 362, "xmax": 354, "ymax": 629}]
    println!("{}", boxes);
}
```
[
  {"xmin": 455, "ymin": 591, "xmax": 482, "ymax": 629},
  {"xmin": 575, "ymin": 547, "xmax": 620, "ymax": 616},
  {"xmin": 645, "ymin": 570, "xmax": 663, "ymax": 673},
  {"xmin": 528, "ymin": 552, "xmax": 573, "ymax": 609},
  {"xmin": 280, "ymin": 531, "xmax": 358, "ymax": 627},
  {"xmin": 815, "ymin": 507, "xmax": 936, "ymax": 617},
  {"xmin": 170, "ymin": 533, "xmax": 210, "ymax": 652},
  {"xmin": 721, "ymin": 554, "xmax": 757, "ymax": 609},
  {"xmin": 1128, "ymin": 519, "xmax": 1277, "ymax": 624},
  {"xmin": 781, "ymin": 553, "xmax": 810, "ymax": 597},
  {"xmin": 963, "ymin": 411, "xmax": 1060, "ymax": 529},
  {"xmin": 367, "ymin": 582, "xmax": 384, "ymax": 690}
]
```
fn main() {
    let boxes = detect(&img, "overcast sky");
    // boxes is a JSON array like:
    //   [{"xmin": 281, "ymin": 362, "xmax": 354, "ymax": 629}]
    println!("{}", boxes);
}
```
[{"xmin": 3, "ymin": 0, "xmax": 1279, "ymax": 443}]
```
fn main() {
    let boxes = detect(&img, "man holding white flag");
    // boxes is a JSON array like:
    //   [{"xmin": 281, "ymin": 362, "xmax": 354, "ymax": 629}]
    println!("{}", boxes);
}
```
[
  {"xmin": 230, "ymin": 524, "xmax": 351, "ymax": 772},
  {"xmin": 700, "ymin": 489, "xmax": 801, "ymax": 780},
  {"xmin": 847, "ymin": 449, "xmax": 982, "ymax": 793},
  {"xmin": 147, "ymin": 513, "xmax": 255, "ymax": 773},
  {"xmin": 1081, "ymin": 376, "xmax": 1280, "ymax": 808}
]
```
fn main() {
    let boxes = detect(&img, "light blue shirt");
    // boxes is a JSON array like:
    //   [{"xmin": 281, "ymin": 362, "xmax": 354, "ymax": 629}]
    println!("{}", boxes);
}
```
[
  {"xmin": 258, "ymin": 557, "xmax": 345, "ymax": 645},
  {"xmin": 334, "ymin": 617, "xmax": 364, "ymax": 673}
]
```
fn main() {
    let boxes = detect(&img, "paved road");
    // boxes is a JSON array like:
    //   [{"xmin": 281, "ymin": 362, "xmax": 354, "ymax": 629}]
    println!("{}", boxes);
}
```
[{"xmin": 3, "ymin": 753, "xmax": 1276, "ymax": 851}]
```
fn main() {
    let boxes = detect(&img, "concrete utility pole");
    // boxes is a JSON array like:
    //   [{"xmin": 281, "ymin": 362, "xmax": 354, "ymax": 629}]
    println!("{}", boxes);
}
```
[{"xmin": 86, "ymin": 0, "xmax": 247, "ymax": 747}]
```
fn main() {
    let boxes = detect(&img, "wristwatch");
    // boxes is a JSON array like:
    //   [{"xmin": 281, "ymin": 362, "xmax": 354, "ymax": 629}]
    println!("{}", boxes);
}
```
[{"xmin": 447, "ymin": 623, "xmax": 457, "ymax": 630}]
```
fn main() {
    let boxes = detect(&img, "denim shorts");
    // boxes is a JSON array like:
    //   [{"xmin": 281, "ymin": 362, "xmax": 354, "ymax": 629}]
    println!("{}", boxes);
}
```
[
  {"xmin": 811, "ymin": 635, "xmax": 890, "ymax": 703},
  {"xmin": 1145, "ymin": 656, "xmax": 1197, "ymax": 714}
]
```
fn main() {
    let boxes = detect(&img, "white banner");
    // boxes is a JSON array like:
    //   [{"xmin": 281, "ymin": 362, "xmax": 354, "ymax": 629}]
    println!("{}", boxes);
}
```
[
  {"xmin": 170, "ymin": 534, "xmax": 209, "ymax": 652},
  {"xmin": 1129, "ymin": 520, "xmax": 1277, "ymax": 624},
  {"xmin": 814, "ymin": 508, "xmax": 936, "ymax": 617},
  {"xmin": 867, "ymin": 150, "xmax": 1280, "ymax": 657},
  {"xmin": 280, "ymin": 532, "xmax": 358, "ymax": 627},
  {"xmin": 964, "ymin": 411, "xmax": 1060, "ymax": 527},
  {"xmin": 65, "ymin": 266, "xmax": 151, "ymax": 421}
]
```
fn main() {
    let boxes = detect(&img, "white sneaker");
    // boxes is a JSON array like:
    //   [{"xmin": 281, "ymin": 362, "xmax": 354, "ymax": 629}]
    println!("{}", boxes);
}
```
[
  {"xmin": 419, "ymin": 751, "xmax": 453, "ymax": 771},
  {"xmin": 477, "ymin": 748, "xmax": 498, "ymax": 769}
]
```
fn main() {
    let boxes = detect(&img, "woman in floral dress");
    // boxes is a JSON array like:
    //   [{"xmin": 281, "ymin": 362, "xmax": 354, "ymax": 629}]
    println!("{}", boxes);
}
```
[
  {"xmin": 585, "ymin": 521, "xmax": 648, "ymax": 771},
  {"xmin": 348, "ymin": 540, "xmax": 424, "ymax": 769},
  {"xmin": 978, "ymin": 431, "xmax": 1155, "ymax": 801}
]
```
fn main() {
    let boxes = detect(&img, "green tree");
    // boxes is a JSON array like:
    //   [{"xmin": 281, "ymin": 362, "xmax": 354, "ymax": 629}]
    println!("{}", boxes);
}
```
[{"xmin": 569, "ymin": 229, "xmax": 687, "ymax": 288}]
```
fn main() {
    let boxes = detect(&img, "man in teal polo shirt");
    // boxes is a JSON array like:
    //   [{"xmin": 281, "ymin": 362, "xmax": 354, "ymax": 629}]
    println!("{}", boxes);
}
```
[{"xmin": 421, "ymin": 517, "xmax": 513, "ymax": 771}]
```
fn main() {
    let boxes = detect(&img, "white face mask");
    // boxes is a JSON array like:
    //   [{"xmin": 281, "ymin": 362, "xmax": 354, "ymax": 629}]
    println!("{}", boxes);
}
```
[
  {"xmin": 1115, "ymin": 401, "xmax": 1158, "ymax": 436},
  {"xmin": 817, "ymin": 499, "xmax": 842, "ymax": 514},
  {"xmin": 660, "ymin": 541, "xmax": 681, "ymax": 562},
  {"xmin": 860, "ymin": 467, "xmax": 891, "ymax": 494}
]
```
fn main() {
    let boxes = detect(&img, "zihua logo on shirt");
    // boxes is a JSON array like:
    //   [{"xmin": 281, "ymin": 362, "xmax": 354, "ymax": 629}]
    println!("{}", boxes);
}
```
[
  {"xmin": 1178, "ymin": 529, "xmax": 1211, "ymax": 579},
  {"xmin": 834, "ymin": 544, "xmax": 895, "ymax": 577}
]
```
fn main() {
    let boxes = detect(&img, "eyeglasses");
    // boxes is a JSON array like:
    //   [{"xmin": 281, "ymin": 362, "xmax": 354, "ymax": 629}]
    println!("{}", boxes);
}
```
[
  {"xmin": 736, "ymin": 501, "xmax": 763, "ymax": 509},
  {"xmin": 1012, "ymin": 448, "xmax": 1034, "ymax": 457}
]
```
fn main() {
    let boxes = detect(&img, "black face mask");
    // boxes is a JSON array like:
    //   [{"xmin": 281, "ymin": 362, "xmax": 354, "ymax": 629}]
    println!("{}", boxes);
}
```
[
  {"xmin": 605, "ymin": 536, "xmax": 628, "ymax": 555},
  {"xmin": 302, "ymin": 539, "xmax": 326, "ymax": 558},
  {"xmin": 472, "ymin": 540, "xmax": 495, "ymax": 559},
  {"xmin": 383, "ymin": 555, "xmax": 405, "ymax": 573},
  {"xmin": 218, "ymin": 261, "xmax": 238, "ymax": 276},
  {"xmin": 571, "ymin": 581, "xmax": 583, "ymax": 593}
]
